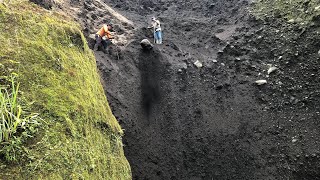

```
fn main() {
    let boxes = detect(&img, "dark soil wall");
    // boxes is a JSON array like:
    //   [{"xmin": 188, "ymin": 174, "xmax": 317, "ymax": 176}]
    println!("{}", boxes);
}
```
[{"xmin": 90, "ymin": 0, "xmax": 320, "ymax": 179}]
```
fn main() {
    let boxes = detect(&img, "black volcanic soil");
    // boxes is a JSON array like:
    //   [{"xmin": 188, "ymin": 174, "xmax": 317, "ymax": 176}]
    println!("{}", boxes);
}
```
[
  {"xmin": 96, "ymin": 0, "xmax": 320, "ymax": 179},
  {"xmin": 46, "ymin": 0, "xmax": 320, "ymax": 179}
]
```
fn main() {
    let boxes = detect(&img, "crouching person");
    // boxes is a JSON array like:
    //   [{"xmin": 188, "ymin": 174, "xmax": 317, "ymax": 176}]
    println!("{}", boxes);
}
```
[{"xmin": 94, "ymin": 23, "xmax": 114, "ymax": 51}]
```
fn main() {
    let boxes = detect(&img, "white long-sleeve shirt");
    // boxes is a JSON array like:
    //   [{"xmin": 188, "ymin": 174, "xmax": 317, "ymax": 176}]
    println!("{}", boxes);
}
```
[{"xmin": 152, "ymin": 20, "xmax": 161, "ymax": 32}]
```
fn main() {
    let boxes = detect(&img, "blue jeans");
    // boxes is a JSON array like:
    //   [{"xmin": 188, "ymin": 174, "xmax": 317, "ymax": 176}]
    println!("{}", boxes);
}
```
[{"xmin": 154, "ymin": 31, "xmax": 162, "ymax": 44}]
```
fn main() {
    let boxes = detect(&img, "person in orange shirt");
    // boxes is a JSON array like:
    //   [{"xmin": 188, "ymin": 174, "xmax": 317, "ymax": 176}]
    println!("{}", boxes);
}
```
[{"xmin": 94, "ymin": 24, "xmax": 114, "ymax": 51}]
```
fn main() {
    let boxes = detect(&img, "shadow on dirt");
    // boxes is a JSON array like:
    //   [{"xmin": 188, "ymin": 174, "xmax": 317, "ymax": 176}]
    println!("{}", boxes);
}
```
[{"xmin": 138, "ymin": 49, "xmax": 163, "ymax": 116}]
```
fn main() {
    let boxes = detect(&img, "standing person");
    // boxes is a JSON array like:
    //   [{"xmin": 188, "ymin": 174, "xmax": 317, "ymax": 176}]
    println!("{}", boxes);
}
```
[
  {"xmin": 150, "ymin": 17, "xmax": 162, "ymax": 44},
  {"xmin": 94, "ymin": 23, "xmax": 114, "ymax": 51}
]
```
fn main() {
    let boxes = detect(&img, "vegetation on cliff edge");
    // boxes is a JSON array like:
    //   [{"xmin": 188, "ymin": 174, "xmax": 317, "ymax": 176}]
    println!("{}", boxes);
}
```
[
  {"xmin": 0, "ymin": 2, "xmax": 131, "ymax": 179},
  {"xmin": 254, "ymin": 0, "xmax": 320, "ymax": 27}
]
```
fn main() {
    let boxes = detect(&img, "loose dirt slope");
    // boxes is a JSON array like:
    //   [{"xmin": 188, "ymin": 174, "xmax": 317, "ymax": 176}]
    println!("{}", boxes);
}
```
[
  {"xmin": 35, "ymin": 0, "xmax": 320, "ymax": 179},
  {"xmin": 95, "ymin": 0, "xmax": 320, "ymax": 179},
  {"xmin": 96, "ymin": 1, "xmax": 273, "ymax": 179}
]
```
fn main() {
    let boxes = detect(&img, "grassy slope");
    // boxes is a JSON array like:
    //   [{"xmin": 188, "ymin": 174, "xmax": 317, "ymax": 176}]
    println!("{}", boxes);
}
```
[{"xmin": 0, "ymin": 2, "xmax": 131, "ymax": 179}]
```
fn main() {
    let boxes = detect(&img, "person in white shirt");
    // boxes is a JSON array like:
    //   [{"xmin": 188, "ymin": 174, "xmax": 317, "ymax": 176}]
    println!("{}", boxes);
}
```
[{"xmin": 150, "ymin": 17, "xmax": 162, "ymax": 44}]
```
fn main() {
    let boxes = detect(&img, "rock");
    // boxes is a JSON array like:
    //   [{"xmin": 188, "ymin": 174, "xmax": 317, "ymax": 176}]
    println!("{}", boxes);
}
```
[
  {"xmin": 255, "ymin": 80, "xmax": 267, "ymax": 85},
  {"xmin": 288, "ymin": 19, "xmax": 295, "ymax": 23},
  {"xmin": 292, "ymin": 138, "xmax": 298, "ymax": 143},
  {"xmin": 296, "ymin": 18, "xmax": 303, "ymax": 23},
  {"xmin": 268, "ymin": 67, "xmax": 278, "ymax": 74},
  {"xmin": 89, "ymin": 34, "xmax": 96, "ymax": 40},
  {"xmin": 209, "ymin": 3, "xmax": 215, "ymax": 9},
  {"xmin": 194, "ymin": 60, "xmax": 203, "ymax": 68},
  {"xmin": 84, "ymin": 1, "xmax": 95, "ymax": 11},
  {"xmin": 316, "ymin": 6, "xmax": 320, "ymax": 11},
  {"xmin": 212, "ymin": 59, "xmax": 218, "ymax": 63},
  {"xmin": 140, "ymin": 39, "xmax": 153, "ymax": 50},
  {"xmin": 182, "ymin": 63, "xmax": 188, "ymax": 69}
]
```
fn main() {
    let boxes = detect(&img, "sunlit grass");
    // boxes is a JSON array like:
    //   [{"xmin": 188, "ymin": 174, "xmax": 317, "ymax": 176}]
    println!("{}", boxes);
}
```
[
  {"xmin": 0, "ymin": 75, "xmax": 21, "ymax": 143},
  {"xmin": 0, "ymin": 2, "xmax": 131, "ymax": 179},
  {"xmin": 254, "ymin": 0, "xmax": 320, "ymax": 27},
  {"xmin": 0, "ymin": 75, "xmax": 41, "ymax": 162}
]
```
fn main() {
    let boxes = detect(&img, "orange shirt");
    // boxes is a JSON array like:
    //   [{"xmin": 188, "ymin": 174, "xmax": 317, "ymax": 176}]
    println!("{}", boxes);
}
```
[{"xmin": 97, "ymin": 24, "xmax": 112, "ymax": 39}]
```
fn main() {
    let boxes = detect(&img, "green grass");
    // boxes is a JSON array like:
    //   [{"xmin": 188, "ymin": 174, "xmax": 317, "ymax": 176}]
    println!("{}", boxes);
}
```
[
  {"xmin": 0, "ymin": 75, "xmax": 22, "ymax": 143},
  {"xmin": 253, "ymin": 0, "xmax": 320, "ymax": 26},
  {"xmin": 0, "ymin": 75, "xmax": 42, "ymax": 162},
  {"xmin": 0, "ymin": 2, "xmax": 131, "ymax": 179}
]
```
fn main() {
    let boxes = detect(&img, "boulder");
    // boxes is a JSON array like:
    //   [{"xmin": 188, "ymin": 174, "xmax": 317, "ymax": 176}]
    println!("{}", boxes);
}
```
[
  {"xmin": 255, "ymin": 80, "xmax": 267, "ymax": 86},
  {"xmin": 193, "ymin": 60, "xmax": 203, "ymax": 68},
  {"xmin": 140, "ymin": 39, "xmax": 153, "ymax": 50},
  {"xmin": 268, "ymin": 67, "xmax": 278, "ymax": 74}
]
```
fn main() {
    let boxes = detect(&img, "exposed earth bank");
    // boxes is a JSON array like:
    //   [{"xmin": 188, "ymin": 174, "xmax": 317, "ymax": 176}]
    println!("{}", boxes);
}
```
[
  {"xmin": 94, "ymin": 0, "xmax": 320, "ymax": 179},
  {"xmin": 40, "ymin": 0, "xmax": 320, "ymax": 179}
]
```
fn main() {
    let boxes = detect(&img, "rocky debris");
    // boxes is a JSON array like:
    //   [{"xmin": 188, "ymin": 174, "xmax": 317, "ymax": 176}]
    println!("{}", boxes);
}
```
[
  {"xmin": 255, "ymin": 80, "xmax": 267, "ymax": 85},
  {"xmin": 292, "ymin": 137, "xmax": 298, "ymax": 143},
  {"xmin": 267, "ymin": 66, "xmax": 278, "ymax": 74},
  {"xmin": 193, "ymin": 60, "xmax": 203, "ymax": 68},
  {"xmin": 140, "ymin": 39, "xmax": 153, "ymax": 50},
  {"xmin": 287, "ymin": 19, "xmax": 295, "ymax": 23}
]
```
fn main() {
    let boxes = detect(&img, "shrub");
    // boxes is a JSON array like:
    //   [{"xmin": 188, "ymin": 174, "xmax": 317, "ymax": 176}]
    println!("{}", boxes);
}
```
[{"xmin": 0, "ymin": 75, "xmax": 41, "ymax": 162}]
